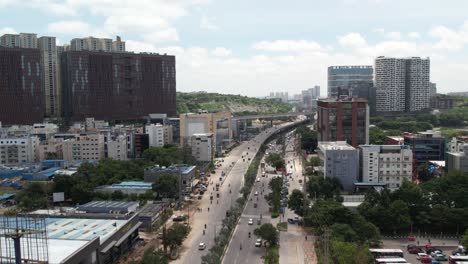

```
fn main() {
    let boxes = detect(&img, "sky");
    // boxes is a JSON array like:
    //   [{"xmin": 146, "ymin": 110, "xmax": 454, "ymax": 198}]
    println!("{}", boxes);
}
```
[{"xmin": 1, "ymin": 0, "xmax": 468, "ymax": 97}]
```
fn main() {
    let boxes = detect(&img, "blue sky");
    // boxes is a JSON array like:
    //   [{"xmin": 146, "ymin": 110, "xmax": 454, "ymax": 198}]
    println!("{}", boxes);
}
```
[{"xmin": 1, "ymin": 0, "xmax": 468, "ymax": 97}]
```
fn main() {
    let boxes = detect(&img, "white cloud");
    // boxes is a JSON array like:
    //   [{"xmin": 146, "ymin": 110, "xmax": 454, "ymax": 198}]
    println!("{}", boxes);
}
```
[
  {"xmin": 47, "ymin": 20, "xmax": 106, "ymax": 37},
  {"xmin": 0, "ymin": 27, "xmax": 17, "ymax": 35},
  {"xmin": 104, "ymin": 15, "xmax": 169, "ymax": 34},
  {"xmin": 429, "ymin": 24, "xmax": 468, "ymax": 51},
  {"xmin": 252, "ymin": 40, "xmax": 324, "ymax": 52},
  {"xmin": 408, "ymin": 32, "xmax": 420, "ymax": 39},
  {"xmin": 385, "ymin": 31, "xmax": 401, "ymax": 40},
  {"xmin": 212, "ymin": 47, "xmax": 232, "ymax": 57},
  {"xmin": 338, "ymin": 33, "xmax": 367, "ymax": 47},
  {"xmin": 143, "ymin": 28, "xmax": 180, "ymax": 43},
  {"xmin": 200, "ymin": 16, "xmax": 219, "ymax": 31}
]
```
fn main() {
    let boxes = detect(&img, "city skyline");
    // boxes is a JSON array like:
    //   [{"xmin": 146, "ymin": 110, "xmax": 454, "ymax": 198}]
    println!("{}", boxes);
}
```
[{"xmin": 1, "ymin": 0, "xmax": 468, "ymax": 96}]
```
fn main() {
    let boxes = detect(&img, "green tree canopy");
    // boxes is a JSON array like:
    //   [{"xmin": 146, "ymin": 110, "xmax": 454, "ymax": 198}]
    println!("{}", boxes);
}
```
[
  {"xmin": 152, "ymin": 173, "xmax": 180, "ymax": 199},
  {"xmin": 163, "ymin": 223, "xmax": 190, "ymax": 250},
  {"xmin": 254, "ymin": 223, "xmax": 279, "ymax": 245},
  {"xmin": 265, "ymin": 153, "xmax": 285, "ymax": 169},
  {"xmin": 287, "ymin": 189, "xmax": 305, "ymax": 215}
]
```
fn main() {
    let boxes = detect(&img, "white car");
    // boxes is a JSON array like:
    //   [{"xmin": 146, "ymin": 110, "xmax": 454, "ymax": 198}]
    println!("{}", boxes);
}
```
[
  {"xmin": 256, "ymin": 178, "xmax": 260, "ymax": 182},
  {"xmin": 254, "ymin": 191, "xmax": 258, "ymax": 196},
  {"xmin": 248, "ymin": 219, "xmax": 254, "ymax": 225},
  {"xmin": 198, "ymin": 243, "xmax": 206, "ymax": 250},
  {"xmin": 255, "ymin": 239, "xmax": 262, "ymax": 247},
  {"xmin": 416, "ymin": 253, "xmax": 428, "ymax": 260}
]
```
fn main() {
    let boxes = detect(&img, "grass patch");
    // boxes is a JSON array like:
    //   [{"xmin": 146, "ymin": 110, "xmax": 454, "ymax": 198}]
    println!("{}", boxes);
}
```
[
  {"xmin": 264, "ymin": 245, "xmax": 279, "ymax": 264},
  {"xmin": 276, "ymin": 222, "xmax": 287, "ymax": 232},
  {"xmin": 271, "ymin": 211, "xmax": 279, "ymax": 218}
]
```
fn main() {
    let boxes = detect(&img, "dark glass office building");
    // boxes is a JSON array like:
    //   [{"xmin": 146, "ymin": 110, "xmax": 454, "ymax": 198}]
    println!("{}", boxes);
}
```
[
  {"xmin": 0, "ymin": 47, "xmax": 44, "ymax": 125},
  {"xmin": 61, "ymin": 51, "xmax": 176, "ymax": 122},
  {"xmin": 327, "ymin": 65, "xmax": 373, "ymax": 98}
]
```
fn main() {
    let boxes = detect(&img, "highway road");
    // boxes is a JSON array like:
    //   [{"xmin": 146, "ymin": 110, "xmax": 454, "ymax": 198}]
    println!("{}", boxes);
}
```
[{"xmin": 174, "ymin": 121, "xmax": 301, "ymax": 264}]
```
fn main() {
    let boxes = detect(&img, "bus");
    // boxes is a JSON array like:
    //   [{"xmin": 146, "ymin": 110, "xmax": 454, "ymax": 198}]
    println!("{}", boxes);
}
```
[
  {"xmin": 375, "ymin": 258, "xmax": 409, "ymax": 264},
  {"xmin": 370, "ymin": 249, "xmax": 404, "ymax": 259},
  {"xmin": 449, "ymin": 256, "xmax": 468, "ymax": 264}
]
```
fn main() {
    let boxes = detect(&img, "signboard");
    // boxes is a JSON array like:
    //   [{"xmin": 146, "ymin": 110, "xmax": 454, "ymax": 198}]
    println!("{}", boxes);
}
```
[{"xmin": 53, "ymin": 192, "xmax": 65, "ymax": 202}]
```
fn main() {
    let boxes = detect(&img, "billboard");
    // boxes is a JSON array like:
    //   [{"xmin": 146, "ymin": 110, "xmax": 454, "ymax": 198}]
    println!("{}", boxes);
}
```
[{"xmin": 53, "ymin": 192, "xmax": 65, "ymax": 202}]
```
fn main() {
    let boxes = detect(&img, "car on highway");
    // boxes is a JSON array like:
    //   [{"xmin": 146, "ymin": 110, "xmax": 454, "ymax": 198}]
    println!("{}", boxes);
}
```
[
  {"xmin": 198, "ymin": 243, "xmax": 206, "ymax": 250},
  {"xmin": 254, "ymin": 191, "xmax": 258, "ymax": 196},
  {"xmin": 256, "ymin": 178, "xmax": 260, "ymax": 182},
  {"xmin": 248, "ymin": 218, "xmax": 254, "ymax": 225},
  {"xmin": 255, "ymin": 239, "xmax": 262, "ymax": 247}
]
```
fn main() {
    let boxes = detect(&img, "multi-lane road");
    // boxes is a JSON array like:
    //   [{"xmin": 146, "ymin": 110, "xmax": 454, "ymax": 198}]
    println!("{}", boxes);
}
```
[{"xmin": 174, "ymin": 121, "xmax": 302, "ymax": 264}]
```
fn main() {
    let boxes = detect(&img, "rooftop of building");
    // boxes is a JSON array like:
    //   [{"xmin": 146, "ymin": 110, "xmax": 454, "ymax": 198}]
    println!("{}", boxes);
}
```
[
  {"xmin": 144, "ymin": 164, "xmax": 196, "ymax": 174},
  {"xmin": 318, "ymin": 141, "xmax": 356, "ymax": 150},
  {"xmin": 318, "ymin": 97, "xmax": 368, "ymax": 103},
  {"xmin": 192, "ymin": 133, "xmax": 214, "ymax": 137},
  {"xmin": 359, "ymin": 144, "xmax": 411, "ymax": 150},
  {"xmin": 98, "ymin": 181, "xmax": 153, "ymax": 190},
  {"xmin": 139, "ymin": 202, "xmax": 168, "ymax": 218},
  {"xmin": 77, "ymin": 201, "xmax": 139, "ymax": 211},
  {"xmin": 0, "ymin": 216, "xmax": 131, "ymax": 263}
]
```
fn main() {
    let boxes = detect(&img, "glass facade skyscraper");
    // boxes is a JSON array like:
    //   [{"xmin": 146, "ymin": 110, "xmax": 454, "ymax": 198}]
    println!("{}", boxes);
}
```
[{"xmin": 327, "ymin": 65, "xmax": 373, "ymax": 98}]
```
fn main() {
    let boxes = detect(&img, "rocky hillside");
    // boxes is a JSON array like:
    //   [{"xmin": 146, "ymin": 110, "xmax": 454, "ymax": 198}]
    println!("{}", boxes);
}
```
[{"xmin": 176, "ymin": 92, "xmax": 293, "ymax": 116}]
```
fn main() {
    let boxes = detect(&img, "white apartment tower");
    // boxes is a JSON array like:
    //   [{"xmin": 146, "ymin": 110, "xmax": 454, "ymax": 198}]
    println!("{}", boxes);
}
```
[
  {"xmin": 38, "ymin": 36, "xmax": 60, "ymax": 117},
  {"xmin": 375, "ymin": 56, "xmax": 430, "ymax": 113},
  {"xmin": 70, "ymin": 36, "xmax": 125, "ymax": 52},
  {"xmin": 359, "ymin": 145, "xmax": 413, "ymax": 189}
]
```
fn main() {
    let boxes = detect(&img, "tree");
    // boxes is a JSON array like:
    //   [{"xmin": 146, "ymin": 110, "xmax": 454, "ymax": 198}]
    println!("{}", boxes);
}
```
[
  {"xmin": 295, "ymin": 126, "xmax": 318, "ymax": 153},
  {"xmin": 45, "ymin": 152, "xmax": 59, "ymax": 160},
  {"xmin": 163, "ymin": 223, "xmax": 190, "ymax": 251},
  {"xmin": 417, "ymin": 163, "xmax": 434, "ymax": 182},
  {"xmin": 331, "ymin": 223, "xmax": 358, "ymax": 242},
  {"xmin": 254, "ymin": 223, "xmax": 279, "ymax": 245},
  {"xmin": 142, "ymin": 145, "xmax": 183, "ymax": 167},
  {"xmin": 265, "ymin": 153, "xmax": 285, "ymax": 169},
  {"xmin": 462, "ymin": 229, "xmax": 468, "ymax": 249},
  {"xmin": 307, "ymin": 176, "xmax": 342, "ymax": 200},
  {"xmin": 287, "ymin": 189, "xmax": 304, "ymax": 215},
  {"xmin": 388, "ymin": 200, "xmax": 411, "ymax": 233},
  {"xmin": 16, "ymin": 182, "xmax": 49, "ymax": 211},
  {"xmin": 152, "ymin": 173, "xmax": 180, "ymax": 199},
  {"xmin": 308, "ymin": 157, "xmax": 320, "ymax": 167}
]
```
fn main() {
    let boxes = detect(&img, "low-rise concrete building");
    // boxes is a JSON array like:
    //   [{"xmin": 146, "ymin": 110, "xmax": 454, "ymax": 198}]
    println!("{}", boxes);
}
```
[
  {"xmin": 107, "ymin": 134, "xmax": 128, "ymax": 160},
  {"xmin": 62, "ymin": 134, "xmax": 105, "ymax": 162},
  {"xmin": 317, "ymin": 141, "xmax": 358, "ymax": 192},
  {"xmin": 146, "ymin": 123, "xmax": 173, "ymax": 147},
  {"xmin": 144, "ymin": 164, "xmax": 196, "ymax": 199},
  {"xmin": 0, "ymin": 136, "xmax": 40, "ymax": 164},
  {"xmin": 190, "ymin": 133, "xmax": 215, "ymax": 162},
  {"xmin": 359, "ymin": 145, "xmax": 413, "ymax": 189},
  {"xmin": 446, "ymin": 144, "xmax": 468, "ymax": 173},
  {"xmin": 95, "ymin": 181, "xmax": 153, "ymax": 195}
]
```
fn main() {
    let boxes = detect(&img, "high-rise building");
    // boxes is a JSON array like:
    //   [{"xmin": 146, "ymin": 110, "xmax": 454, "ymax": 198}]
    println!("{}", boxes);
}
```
[
  {"xmin": 359, "ymin": 145, "xmax": 413, "ymax": 189},
  {"xmin": 375, "ymin": 56, "xmax": 430, "ymax": 113},
  {"xmin": 0, "ymin": 33, "xmax": 37, "ymax": 48},
  {"xmin": 429, "ymin": 82, "xmax": 437, "ymax": 98},
  {"xmin": 327, "ymin": 66, "xmax": 373, "ymax": 98},
  {"xmin": 38, "ymin": 36, "xmax": 61, "ymax": 117},
  {"xmin": 19, "ymin": 33, "xmax": 38, "ymax": 48},
  {"xmin": 60, "ymin": 50, "xmax": 176, "ymax": 122},
  {"xmin": 70, "ymin": 36, "xmax": 125, "ymax": 52},
  {"xmin": 0, "ymin": 47, "xmax": 44, "ymax": 125},
  {"xmin": 317, "ymin": 98, "xmax": 369, "ymax": 147},
  {"xmin": 317, "ymin": 141, "xmax": 358, "ymax": 191},
  {"xmin": 349, "ymin": 81, "xmax": 376, "ymax": 116}
]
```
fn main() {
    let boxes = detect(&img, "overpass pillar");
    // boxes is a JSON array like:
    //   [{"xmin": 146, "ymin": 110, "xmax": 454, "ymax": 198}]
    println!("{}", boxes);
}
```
[{"xmin": 270, "ymin": 120, "xmax": 273, "ymax": 127}]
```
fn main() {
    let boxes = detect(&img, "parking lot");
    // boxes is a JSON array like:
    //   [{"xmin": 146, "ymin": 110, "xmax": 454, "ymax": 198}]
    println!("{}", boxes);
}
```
[{"xmin": 382, "ymin": 238, "xmax": 460, "ymax": 263}]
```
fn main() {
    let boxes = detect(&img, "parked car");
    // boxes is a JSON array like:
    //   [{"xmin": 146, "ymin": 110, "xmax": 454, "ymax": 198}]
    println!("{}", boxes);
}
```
[
  {"xmin": 408, "ymin": 246, "xmax": 423, "ymax": 254},
  {"xmin": 198, "ymin": 243, "xmax": 206, "ymax": 250},
  {"xmin": 248, "ymin": 219, "xmax": 253, "ymax": 225},
  {"xmin": 417, "ymin": 253, "xmax": 429, "ymax": 260},
  {"xmin": 420, "ymin": 256, "xmax": 433, "ymax": 264},
  {"xmin": 255, "ymin": 239, "xmax": 262, "ymax": 247},
  {"xmin": 431, "ymin": 253, "xmax": 447, "ymax": 261}
]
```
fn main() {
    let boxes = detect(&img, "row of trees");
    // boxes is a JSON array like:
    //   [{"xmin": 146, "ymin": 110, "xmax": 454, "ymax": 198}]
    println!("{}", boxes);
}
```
[
  {"xmin": 265, "ymin": 176, "xmax": 283, "ymax": 218},
  {"xmin": 358, "ymin": 171, "xmax": 468, "ymax": 235},
  {"xmin": 265, "ymin": 153, "xmax": 285, "ymax": 170},
  {"xmin": 295, "ymin": 126, "xmax": 317, "ymax": 153}
]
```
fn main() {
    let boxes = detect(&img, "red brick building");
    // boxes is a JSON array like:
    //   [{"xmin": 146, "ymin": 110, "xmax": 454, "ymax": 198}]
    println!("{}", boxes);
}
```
[{"xmin": 317, "ymin": 97, "xmax": 369, "ymax": 147}]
